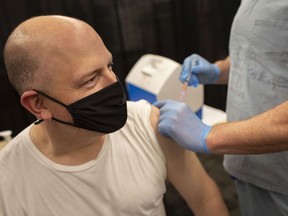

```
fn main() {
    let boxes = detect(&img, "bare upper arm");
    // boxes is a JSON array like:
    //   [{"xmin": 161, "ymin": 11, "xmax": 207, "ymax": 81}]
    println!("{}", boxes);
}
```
[{"xmin": 149, "ymin": 105, "xmax": 226, "ymax": 213}]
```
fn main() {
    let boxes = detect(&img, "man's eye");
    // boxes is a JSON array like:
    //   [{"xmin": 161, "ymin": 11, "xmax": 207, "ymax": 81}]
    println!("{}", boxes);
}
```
[
  {"xmin": 89, "ymin": 76, "xmax": 96, "ymax": 82},
  {"xmin": 108, "ymin": 62, "xmax": 114, "ymax": 70},
  {"xmin": 83, "ymin": 76, "xmax": 96, "ymax": 87}
]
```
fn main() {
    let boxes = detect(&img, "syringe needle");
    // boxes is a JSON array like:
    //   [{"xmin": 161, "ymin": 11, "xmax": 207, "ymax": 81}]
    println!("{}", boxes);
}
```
[
  {"xmin": 179, "ymin": 81, "xmax": 188, "ymax": 101},
  {"xmin": 179, "ymin": 58, "xmax": 198, "ymax": 101}
]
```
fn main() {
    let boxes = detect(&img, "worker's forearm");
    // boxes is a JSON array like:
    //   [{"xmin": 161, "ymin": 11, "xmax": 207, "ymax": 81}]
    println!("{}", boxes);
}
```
[
  {"xmin": 214, "ymin": 56, "xmax": 230, "ymax": 84},
  {"xmin": 206, "ymin": 101, "xmax": 288, "ymax": 154}
]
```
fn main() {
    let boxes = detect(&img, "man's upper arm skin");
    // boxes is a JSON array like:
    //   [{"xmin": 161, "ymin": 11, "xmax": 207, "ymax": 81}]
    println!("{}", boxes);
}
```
[{"xmin": 150, "ymin": 105, "xmax": 229, "ymax": 215}]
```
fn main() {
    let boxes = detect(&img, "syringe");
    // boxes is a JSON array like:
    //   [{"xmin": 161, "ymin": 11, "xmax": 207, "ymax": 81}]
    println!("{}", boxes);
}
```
[{"xmin": 179, "ymin": 58, "xmax": 198, "ymax": 101}]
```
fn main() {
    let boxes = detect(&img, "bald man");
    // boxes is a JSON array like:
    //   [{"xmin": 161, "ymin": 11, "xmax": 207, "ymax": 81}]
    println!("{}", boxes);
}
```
[{"xmin": 0, "ymin": 16, "xmax": 228, "ymax": 216}]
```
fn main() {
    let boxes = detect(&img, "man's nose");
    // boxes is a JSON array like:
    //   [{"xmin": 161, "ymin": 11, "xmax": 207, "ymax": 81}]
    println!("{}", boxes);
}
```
[{"xmin": 104, "ymin": 69, "xmax": 117, "ymax": 85}]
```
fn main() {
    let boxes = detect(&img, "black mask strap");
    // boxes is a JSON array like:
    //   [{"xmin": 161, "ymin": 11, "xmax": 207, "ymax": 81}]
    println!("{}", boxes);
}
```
[
  {"xmin": 35, "ymin": 90, "xmax": 68, "ymax": 108},
  {"xmin": 51, "ymin": 117, "xmax": 75, "ymax": 127},
  {"xmin": 34, "ymin": 117, "xmax": 76, "ymax": 127},
  {"xmin": 33, "ymin": 90, "xmax": 70, "ymax": 125},
  {"xmin": 34, "ymin": 119, "xmax": 43, "ymax": 125}
]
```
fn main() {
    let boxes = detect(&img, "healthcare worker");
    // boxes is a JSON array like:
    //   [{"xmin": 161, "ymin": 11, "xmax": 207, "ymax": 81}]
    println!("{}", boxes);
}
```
[{"xmin": 154, "ymin": 0, "xmax": 288, "ymax": 215}]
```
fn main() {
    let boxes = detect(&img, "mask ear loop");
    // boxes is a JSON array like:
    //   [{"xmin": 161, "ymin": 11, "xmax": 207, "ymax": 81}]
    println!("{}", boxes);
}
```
[
  {"xmin": 33, "ymin": 90, "xmax": 69, "ymax": 125},
  {"xmin": 34, "ymin": 119, "xmax": 43, "ymax": 125}
]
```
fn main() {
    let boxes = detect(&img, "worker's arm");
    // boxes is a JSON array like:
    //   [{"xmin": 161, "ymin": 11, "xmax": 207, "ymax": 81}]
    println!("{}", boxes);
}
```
[
  {"xmin": 155, "ymin": 99, "xmax": 288, "ymax": 154},
  {"xmin": 150, "ymin": 105, "xmax": 229, "ymax": 216},
  {"xmin": 214, "ymin": 56, "xmax": 230, "ymax": 84},
  {"xmin": 207, "ymin": 100, "xmax": 288, "ymax": 154}
]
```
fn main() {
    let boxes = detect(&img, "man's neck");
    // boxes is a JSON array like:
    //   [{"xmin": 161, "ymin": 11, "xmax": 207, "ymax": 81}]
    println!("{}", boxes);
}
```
[{"xmin": 30, "ymin": 124, "xmax": 106, "ymax": 166}]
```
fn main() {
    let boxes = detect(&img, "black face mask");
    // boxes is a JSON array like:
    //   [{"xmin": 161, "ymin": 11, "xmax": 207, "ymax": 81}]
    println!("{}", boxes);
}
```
[{"xmin": 35, "ymin": 80, "xmax": 127, "ymax": 134}]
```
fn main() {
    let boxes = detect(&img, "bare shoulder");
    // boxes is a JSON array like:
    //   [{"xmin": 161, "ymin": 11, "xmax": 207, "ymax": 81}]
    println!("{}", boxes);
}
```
[{"xmin": 149, "ymin": 104, "xmax": 160, "ymax": 134}]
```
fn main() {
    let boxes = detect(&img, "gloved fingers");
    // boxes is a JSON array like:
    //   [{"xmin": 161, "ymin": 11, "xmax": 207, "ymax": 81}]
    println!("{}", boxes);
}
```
[
  {"xmin": 181, "ymin": 55, "xmax": 203, "ymax": 86},
  {"xmin": 188, "ymin": 74, "xmax": 199, "ymax": 87},
  {"xmin": 180, "ymin": 60, "xmax": 190, "ymax": 83},
  {"xmin": 153, "ymin": 99, "xmax": 174, "ymax": 108},
  {"xmin": 157, "ymin": 108, "xmax": 179, "ymax": 124},
  {"xmin": 180, "ymin": 70, "xmax": 199, "ymax": 87},
  {"xmin": 161, "ymin": 100, "xmax": 187, "ymax": 113},
  {"xmin": 157, "ymin": 102, "xmax": 192, "ymax": 127},
  {"xmin": 180, "ymin": 55, "xmax": 197, "ymax": 82},
  {"xmin": 191, "ymin": 65, "xmax": 203, "ymax": 75},
  {"xmin": 157, "ymin": 118, "xmax": 174, "ymax": 137},
  {"xmin": 158, "ymin": 113, "xmax": 184, "ymax": 139}
]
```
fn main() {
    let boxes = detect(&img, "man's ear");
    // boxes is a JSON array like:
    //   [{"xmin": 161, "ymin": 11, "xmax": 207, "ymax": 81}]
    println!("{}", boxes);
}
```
[{"xmin": 20, "ymin": 90, "xmax": 51, "ymax": 120}]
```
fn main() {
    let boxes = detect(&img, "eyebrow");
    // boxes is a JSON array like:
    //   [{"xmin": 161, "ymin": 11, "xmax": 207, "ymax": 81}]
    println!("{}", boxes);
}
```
[
  {"xmin": 75, "ymin": 55, "xmax": 113, "ymax": 87},
  {"xmin": 75, "ymin": 69, "xmax": 99, "ymax": 86}
]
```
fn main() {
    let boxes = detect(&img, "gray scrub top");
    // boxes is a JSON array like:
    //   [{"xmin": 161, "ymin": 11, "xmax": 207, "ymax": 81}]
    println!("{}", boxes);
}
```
[{"xmin": 223, "ymin": 0, "xmax": 288, "ymax": 195}]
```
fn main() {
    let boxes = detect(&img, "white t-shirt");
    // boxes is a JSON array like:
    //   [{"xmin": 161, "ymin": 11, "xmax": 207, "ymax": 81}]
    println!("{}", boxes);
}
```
[{"xmin": 0, "ymin": 100, "xmax": 167, "ymax": 216}]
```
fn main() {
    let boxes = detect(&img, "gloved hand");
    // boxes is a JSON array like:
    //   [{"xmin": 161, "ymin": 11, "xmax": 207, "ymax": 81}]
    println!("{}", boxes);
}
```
[
  {"xmin": 180, "ymin": 54, "xmax": 220, "ymax": 87},
  {"xmin": 154, "ymin": 100, "xmax": 211, "ymax": 153}
]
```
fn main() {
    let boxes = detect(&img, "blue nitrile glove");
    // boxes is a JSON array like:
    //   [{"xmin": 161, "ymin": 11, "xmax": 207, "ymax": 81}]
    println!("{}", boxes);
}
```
[
  {"xmin": 154, "ymin": 100, "xmax": 211, "ymax": 153},
  {"xmin": 180, "ymin": 54, "xmax": 220, "ymax": 87}
]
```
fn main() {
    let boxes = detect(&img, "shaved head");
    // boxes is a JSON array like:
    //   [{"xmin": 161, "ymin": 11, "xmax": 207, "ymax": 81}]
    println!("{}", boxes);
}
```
[{"xmin": 3, "ymin": 15, "xmax": 101, "ymax": 95}]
